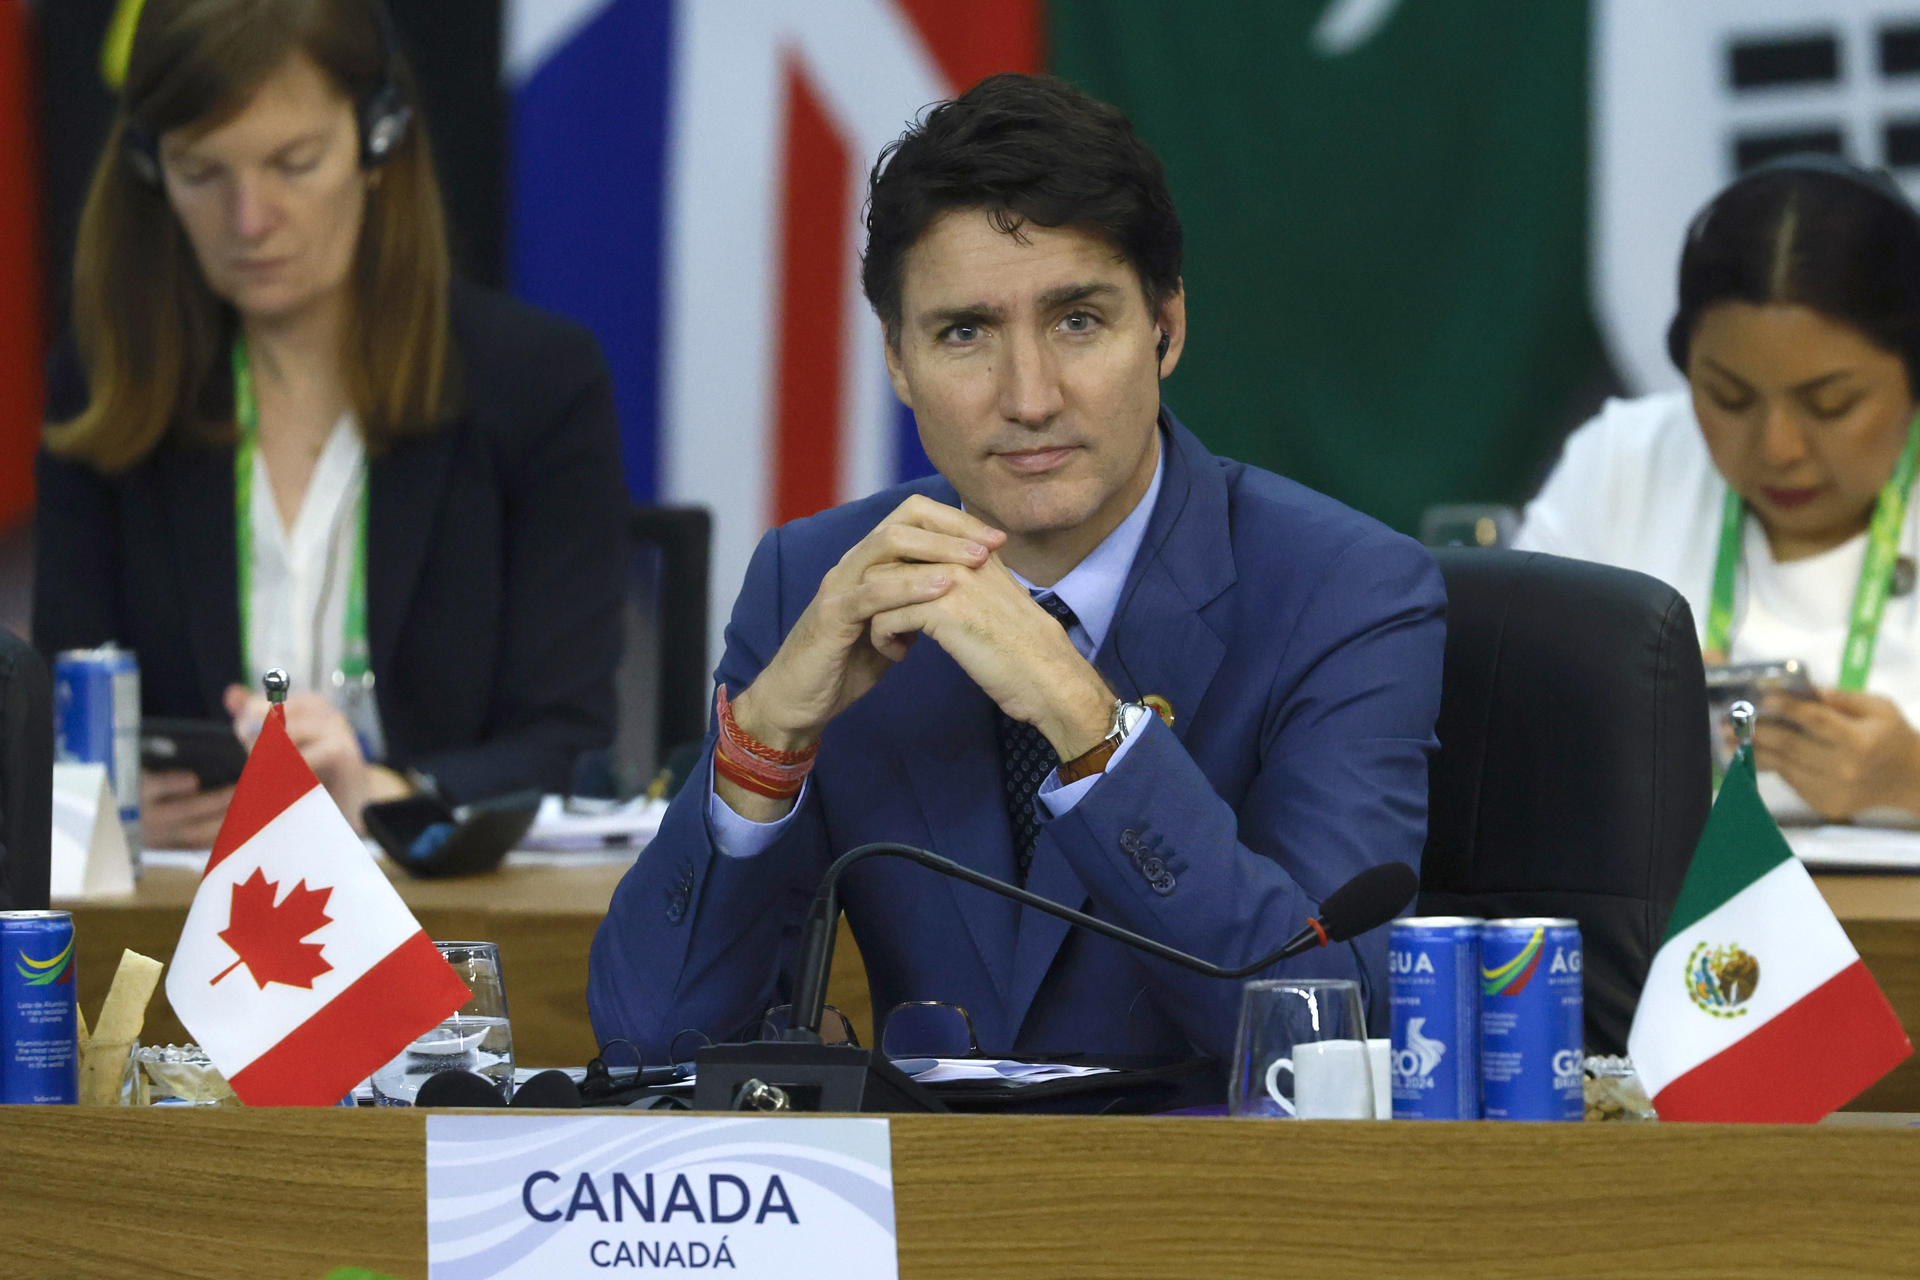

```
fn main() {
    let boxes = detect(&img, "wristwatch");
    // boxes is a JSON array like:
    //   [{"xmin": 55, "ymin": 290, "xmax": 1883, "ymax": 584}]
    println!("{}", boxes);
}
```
[{"xmin": 1056, "ymin": 698, "xmax": 1154, "ymax": 785}]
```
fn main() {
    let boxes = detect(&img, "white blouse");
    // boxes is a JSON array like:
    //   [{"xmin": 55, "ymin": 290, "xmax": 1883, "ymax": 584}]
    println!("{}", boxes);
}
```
[{"xmin": 243, "ymin": 413, "xmax": 386, "ymax": 753}]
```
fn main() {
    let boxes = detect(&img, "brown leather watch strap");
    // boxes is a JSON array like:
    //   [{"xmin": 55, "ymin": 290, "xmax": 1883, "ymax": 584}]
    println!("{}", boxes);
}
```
[{"xmin": 1055, "ymin": 735, "xmax": 1122, "ymax": 786}]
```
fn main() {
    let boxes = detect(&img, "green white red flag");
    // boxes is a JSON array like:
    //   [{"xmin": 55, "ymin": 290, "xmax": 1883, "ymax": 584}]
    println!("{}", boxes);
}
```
[
  {"xmin": 1627, "ymin": 746, "xmax": 1911, "ymax": 1122},
  {"xmin": 164, "ymin": 704, "xmax": 470, "ymax": 1105}
]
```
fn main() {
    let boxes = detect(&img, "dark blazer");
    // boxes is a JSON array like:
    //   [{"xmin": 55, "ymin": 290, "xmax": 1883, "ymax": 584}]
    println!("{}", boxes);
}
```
[
  {"xmin": 32, "ymin": 283, "xmax": 626, "ymax": 803},
  {"xmin": 588, "ymin": 415, "xmax": 1447, "ymax": 1063}
]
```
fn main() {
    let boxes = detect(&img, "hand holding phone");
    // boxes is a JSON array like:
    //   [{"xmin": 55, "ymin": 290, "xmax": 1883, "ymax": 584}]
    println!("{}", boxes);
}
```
[{"xmin": 140, "ymin": 718, "xmax": 249, "ymax": 790}]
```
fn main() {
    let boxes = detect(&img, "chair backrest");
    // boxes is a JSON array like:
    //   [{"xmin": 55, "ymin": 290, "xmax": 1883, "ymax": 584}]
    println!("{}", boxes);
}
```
[
  {"xmin": 0, "ymin": 628, "xmax": 52, "ymax": 911},
  {"xmin": 1419, "ymin": 548, "xmax": 1711, "ymax": 1055},
  {"xmin": 601, "ymin": 506, "xmax": 712, "ymax": 796}
]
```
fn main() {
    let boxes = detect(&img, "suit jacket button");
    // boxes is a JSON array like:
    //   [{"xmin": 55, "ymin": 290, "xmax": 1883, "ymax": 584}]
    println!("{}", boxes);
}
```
[
  {"xmin": 1150, "ymin": 873, "xmax": 1177, "ymax": 896},
  {"xmin": 665, "ymin": 890, "xmax": 688, "ymax": 925},
  {"xmin": 1120, "ymin": 828, "xmax": 1144, "ymax": 853},
  {"xmin": 1139, "ymin": 855, "xmax": 1167, "ymax": 880}
]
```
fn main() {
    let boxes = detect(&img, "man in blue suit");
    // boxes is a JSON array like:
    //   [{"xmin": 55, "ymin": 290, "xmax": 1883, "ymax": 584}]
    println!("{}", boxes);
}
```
[{"xmin": 589, "ymin": 74, "xmax": 1445, "ymax": 1065}]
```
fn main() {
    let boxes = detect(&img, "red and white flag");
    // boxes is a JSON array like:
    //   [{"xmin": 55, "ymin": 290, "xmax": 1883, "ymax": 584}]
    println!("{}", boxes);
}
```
[{"xmin": 165, "ymin": 705, "xmax": 470, "ymax": 1105}]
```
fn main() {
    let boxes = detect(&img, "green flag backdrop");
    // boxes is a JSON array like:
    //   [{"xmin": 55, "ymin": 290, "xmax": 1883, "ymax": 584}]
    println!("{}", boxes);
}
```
[{"xmin": 1050, "ymin": 1, "xmax": 1610, "ymax": 535}]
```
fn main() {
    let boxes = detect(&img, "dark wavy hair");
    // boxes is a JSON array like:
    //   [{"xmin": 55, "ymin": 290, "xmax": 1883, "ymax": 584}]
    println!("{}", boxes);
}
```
[
  {"xmin": 861, "ymin": 73, "xmax": 1183, "ymax": 344},
  {"xmin": 1667, "ymin": 156, "xmax": 1920, "ymax": 388}
]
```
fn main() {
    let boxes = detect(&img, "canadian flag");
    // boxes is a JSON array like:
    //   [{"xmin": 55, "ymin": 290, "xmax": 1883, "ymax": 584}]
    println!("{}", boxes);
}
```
[{"xmin": 165, "ymin": 704, "xmax": 470, "ymax": 1105}]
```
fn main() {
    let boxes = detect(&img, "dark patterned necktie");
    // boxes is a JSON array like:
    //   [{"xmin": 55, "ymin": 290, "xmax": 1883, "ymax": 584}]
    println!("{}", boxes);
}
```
[{"xmin": 997, "ymin": 592, "xmax": 1079, "ymax": 882}]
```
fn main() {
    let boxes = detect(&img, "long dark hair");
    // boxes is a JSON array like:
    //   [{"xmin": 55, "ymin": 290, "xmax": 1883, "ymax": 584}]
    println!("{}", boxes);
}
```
[
  {"xmin": 1667, "ymin": 156, "xmax": 1920, "ymax": 387},
  {"xmin": 47, "ymin": 0, "xmax": 458, "ymax": 472}
]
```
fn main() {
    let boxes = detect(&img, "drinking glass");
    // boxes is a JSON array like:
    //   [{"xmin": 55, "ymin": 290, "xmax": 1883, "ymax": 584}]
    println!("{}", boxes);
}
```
[
  {"xmin": 370, "ymin": 940, "xmax": 515, "ymax": 1105},
  {"xmin": 1229, "ymin": 978, "xmax": 1375, "ymax": 1119}
]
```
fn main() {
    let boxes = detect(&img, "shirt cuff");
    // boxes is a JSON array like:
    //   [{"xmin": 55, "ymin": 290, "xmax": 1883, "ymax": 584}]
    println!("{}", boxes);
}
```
[
  {"xmin": 1035, "ymin": 712, "xmax": 1150, "ymax": 818},
  {"xmin": 705, "ymin": 754, "xmax": 809, "ymax": 857}
]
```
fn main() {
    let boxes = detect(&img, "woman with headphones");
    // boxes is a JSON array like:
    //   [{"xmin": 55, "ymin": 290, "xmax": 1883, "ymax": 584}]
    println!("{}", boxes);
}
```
[
  {"xmin": 1519, "ymin": 155, "xmax": 1920, "ymax": 824},
  {"xmin": 33, "ymin": 0, "xmax": 626, "ymax": 847}
]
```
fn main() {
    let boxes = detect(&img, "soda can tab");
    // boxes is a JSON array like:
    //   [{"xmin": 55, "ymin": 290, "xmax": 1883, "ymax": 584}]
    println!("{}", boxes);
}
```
[
  {"xmin": 1, "ymin": 911, "xmax": 79, "ymax": 1104},
  {"xmin": 1480, "ymin": 917, "xmax": 1584, "ymax": 1121},
  {"xmin": 55, "ymin": 645, "xmax": 142, "ymax": 853},
  {"xmin": 1389, "ymin": 917, "xmax": 1483, "ymax": 1119}
]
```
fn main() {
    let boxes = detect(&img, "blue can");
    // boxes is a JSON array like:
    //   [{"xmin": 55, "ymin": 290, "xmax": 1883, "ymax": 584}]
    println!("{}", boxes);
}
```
[
  {"xmin": 1479, "ymin": 917, "xmax": 1583, "ymax": 1121},
  {"xmin": 55, "ymin": 645, "xmax": 141, "ymax": 850},
  {"xmin": 1, "ymin": 911, "xmax": 78, "ymax": 1104},
  {"xmin": 1389, "ymin": 916, "xmax": 1483, "ymax": 1119}
]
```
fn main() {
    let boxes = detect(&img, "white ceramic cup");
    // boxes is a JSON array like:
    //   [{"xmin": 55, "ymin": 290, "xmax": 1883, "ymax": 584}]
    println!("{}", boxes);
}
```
[{"xmin": 1266, "ymin": 1037, "xmax": 1391, "ymax": 1119}]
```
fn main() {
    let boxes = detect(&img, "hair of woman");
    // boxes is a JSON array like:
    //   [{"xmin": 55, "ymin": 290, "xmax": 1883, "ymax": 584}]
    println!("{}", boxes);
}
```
[
  {"xmin": 48, "ymin": 0, "xmax": 458, "ymax": 471},
  {"xmin": 1667, "ymin": 155, "xmax": 1920, "ymax": 390}
]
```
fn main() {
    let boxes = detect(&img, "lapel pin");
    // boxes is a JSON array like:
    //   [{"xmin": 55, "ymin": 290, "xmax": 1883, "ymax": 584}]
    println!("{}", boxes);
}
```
[{"xmin": 1142, "ymin": 694, "xmax": 1174, "ymax": 726}]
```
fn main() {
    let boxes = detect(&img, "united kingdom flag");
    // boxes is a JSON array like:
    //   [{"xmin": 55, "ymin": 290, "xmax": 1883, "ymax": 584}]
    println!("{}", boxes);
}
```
[{"xmin": 507, "ymin": 0, "xmax": 1040, "ymax": 664}]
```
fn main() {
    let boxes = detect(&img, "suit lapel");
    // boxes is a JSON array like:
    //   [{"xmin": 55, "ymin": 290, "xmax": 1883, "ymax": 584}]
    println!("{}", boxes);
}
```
[
  {"xmin": 159, "ymin": 445, "xmax": 242, "ymax": 709},
  {"xmin": 1003, "ymin": 415, "xmax": 1235, "ymax": 1035},
  {"xmin": 366, "ymin": 430, "xmax": 458, "ymax": 676}
]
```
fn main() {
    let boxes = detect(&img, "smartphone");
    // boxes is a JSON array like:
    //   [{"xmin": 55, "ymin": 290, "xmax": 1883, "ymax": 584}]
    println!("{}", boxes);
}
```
[
  {"xmin": 140, "ymin": 718, "xmax": 249, "ymax": 789},
  {"xmin": 1703, "ymin": 659, "xmax": 1816, "ymax": 706}
]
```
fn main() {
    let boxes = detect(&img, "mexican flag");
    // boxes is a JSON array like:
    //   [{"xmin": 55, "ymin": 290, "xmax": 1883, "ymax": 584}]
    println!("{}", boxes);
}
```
[
  {"xmin": 165, "ymin": 703, "xmax": 470, "ymax": 1106},
  {"xmin": 1627, "ymin": 747, "xmax": 1911, "ymax": 1122}
]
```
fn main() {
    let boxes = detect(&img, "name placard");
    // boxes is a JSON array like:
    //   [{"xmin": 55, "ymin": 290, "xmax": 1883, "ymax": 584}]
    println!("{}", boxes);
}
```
[{"xmin": 426, "ymin": 1114, "xmax": 897, "ymax": 1278}]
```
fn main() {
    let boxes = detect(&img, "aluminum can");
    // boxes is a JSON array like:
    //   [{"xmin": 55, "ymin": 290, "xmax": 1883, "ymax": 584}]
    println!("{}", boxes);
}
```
[
  {"xmin": 0, "ymin": 911, "xmax": 78, "ymax": 1104},
  {"xmin": 1479, "ymin": 917, "xmax": 1584, "ymax": 1121},
  {"xmin": 55, "ymin": 645, "xmax": 141, "ymax": 851},
  {"xmin": 1389, "ymin": 916, "xmax": 1483, "ymax": 1119}
]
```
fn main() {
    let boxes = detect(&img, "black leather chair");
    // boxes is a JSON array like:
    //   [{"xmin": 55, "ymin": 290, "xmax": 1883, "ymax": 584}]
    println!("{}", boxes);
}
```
[
  {"xmin": 1419, "ymin": 549, "xmax": 1711, "ymax": 1055},
  {"xmin": 0, "ymin": 628, "xmax": 52, "ymax": 911},
  {"xmin": 594, "ymin": 506, "xmax": 712, "ymax": 797}
]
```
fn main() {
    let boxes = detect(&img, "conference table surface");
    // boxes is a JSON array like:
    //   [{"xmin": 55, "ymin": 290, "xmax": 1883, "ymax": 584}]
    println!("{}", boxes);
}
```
[
  {"xmin": 1, "ymin": 1107, "xmax": 1916, "ymax": 1278},
  {"xmin": 53, "ymin": 855, "xmax": 1920, "ymax": 1110}
]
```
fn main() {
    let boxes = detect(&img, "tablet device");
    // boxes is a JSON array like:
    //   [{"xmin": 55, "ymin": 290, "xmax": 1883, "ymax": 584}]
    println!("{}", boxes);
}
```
[{"xmin": 140, "ymin": 718, "xmax": 249, "ymax": 789}]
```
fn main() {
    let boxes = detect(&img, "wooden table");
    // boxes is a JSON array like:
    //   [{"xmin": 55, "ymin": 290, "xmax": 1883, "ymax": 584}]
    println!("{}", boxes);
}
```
[
  {"xmin": 0, "ymin": 1107, "xmax": 1915, "ymax": 1278},
  {"xmin": 57, "ymin": 864, "xmax": 1917, "ymax": 1107}
]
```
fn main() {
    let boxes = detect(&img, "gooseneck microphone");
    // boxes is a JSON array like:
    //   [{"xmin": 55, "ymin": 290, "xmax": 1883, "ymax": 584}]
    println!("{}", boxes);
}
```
[{"xmin": 783, "ymin": 844, "xmax": 1418, "ymax": 1042}]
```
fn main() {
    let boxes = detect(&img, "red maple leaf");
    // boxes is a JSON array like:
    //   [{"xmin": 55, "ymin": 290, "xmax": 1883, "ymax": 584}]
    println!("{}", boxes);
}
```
[{"xmin": 211, "ymin": 868, "xmax": 334, "ymax": 990}]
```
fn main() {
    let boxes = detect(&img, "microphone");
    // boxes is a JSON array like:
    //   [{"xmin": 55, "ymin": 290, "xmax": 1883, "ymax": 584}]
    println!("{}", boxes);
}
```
[
  {"xmin": 694, "ymin": 847, "xmax": 1416, "ymax": 1113},
  {"xmin": 784, "ymin": 845, "xmax": 1418, "ymax": 1041}
]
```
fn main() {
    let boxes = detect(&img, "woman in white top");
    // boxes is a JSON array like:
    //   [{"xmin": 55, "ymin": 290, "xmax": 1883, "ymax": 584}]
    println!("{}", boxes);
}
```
[{"xmin": 1519, "ymin": 155, "xmax": 1920, "ymax": 823}]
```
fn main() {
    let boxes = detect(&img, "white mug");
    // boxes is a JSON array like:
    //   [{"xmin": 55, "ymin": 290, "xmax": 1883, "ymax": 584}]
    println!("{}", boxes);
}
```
[{"xmin": 1265, "ymin": 1037, "xmax": 1391, "ymax": 1120}]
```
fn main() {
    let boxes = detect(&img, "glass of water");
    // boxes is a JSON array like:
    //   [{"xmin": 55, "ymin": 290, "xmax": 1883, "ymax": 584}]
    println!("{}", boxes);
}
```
[{"xmin": 370, "ymin": 940, "xmax": 515, "ymax": 1105}]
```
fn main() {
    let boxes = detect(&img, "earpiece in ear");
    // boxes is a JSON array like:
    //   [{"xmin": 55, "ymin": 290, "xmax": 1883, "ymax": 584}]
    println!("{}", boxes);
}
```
[{"xmin": 1156, "ymin": 329, "xmax": 1170, "ymax": 362}]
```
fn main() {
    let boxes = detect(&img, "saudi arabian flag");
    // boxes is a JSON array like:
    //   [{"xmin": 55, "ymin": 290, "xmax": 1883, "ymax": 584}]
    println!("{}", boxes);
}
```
[{"xmin": 1628, "ymin": 747, "xmax": 1911, "ymax": 1122}]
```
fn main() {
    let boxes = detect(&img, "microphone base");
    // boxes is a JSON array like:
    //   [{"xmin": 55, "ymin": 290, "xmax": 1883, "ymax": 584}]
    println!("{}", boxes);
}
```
[{"xmin": 692, "ymin": 1043, "xmax": 947, "ymax": 1113}]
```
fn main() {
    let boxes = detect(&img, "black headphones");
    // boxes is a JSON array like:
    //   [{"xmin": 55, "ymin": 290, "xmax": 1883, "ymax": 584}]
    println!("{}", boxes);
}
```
[
  {"xmin": 122, "ymin": 0, "xmax": 412, "ymax": 186},
  {"xmin": 1156, "ymin": 328, "xmax": 1170, "ymax": 363},
  {"xmin": 1666, "ymin": 153, "xmax": 1920, "ymax": 369}
]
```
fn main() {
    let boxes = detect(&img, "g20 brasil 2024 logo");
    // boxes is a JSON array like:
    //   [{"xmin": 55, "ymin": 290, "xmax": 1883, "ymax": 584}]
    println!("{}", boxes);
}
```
[{"xmin": 1686, "ymin": 942, "xmax": 1759, "ymax": 1019}]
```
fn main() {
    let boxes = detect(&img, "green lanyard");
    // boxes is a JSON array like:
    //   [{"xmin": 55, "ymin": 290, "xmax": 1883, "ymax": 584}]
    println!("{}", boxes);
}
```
[
  {"xmin": 230, "ymin": 337, "xmax": 372, "ymax": 687},
  {"xmin": 1705, "ymin": 415, "xmax": 1920, "ymax": 691}
]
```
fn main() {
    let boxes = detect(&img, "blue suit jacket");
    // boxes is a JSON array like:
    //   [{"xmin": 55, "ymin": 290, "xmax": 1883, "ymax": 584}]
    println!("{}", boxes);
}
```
[{"xmin": 589, "ymin": 416, "xmax": 1445, "ymax": 1062}]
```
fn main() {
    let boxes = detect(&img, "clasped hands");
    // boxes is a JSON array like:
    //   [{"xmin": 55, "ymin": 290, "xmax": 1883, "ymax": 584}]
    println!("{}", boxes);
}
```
[
  {"xmin": 141, "ymin": 685, "xmax": 411, "ymax": 849},
  {"xmin": 1749, "ymin": 687, "xmax": 1920, "ymax": 821},
  {"xmin": 720, "ymin": 496, "xmax": 1117, "ymax": 820}
]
